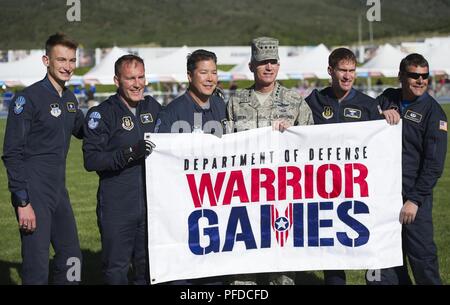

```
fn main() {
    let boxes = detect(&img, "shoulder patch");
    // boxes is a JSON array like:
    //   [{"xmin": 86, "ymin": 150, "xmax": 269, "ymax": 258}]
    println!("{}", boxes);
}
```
[
  {"xmin": 154, "ymin": 118, "xmax": 162, "ymax": 133},
  {"xmin": 440, "ymin": 120, "xmax": 447, "ymax": 132},
  {"xmin": 13, "ymin": 96, "xmax": 26, "ymax": 115},
  {"xmin": 88, "ymin": 111, "xmax": 101, "ymax": 130}
]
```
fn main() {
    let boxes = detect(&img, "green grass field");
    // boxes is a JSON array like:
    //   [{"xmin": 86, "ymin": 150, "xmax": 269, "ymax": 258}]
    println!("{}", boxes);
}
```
[{"xmin": 0, "ymin": 105, "xmax": 449, "ymax": 285}]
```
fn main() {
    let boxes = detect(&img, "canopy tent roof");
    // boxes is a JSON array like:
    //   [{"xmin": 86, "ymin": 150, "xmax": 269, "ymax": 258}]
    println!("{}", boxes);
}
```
[
  {"xmin": 280, "ymin": 44, "xmax": 330, "ymax": 79},
  {"xmin": 0, "ymin": 51, "xmax": 46, "ymax": 86},
  {"xmin": 426, "ymin": 43, "xmax": 450, "ymax": 75},
  {"xmin": 83, "ymin": 47, "xmax": 129, "ymax": 85},
  {"xmin": 144, "ymin": 46, "xmax": 191, "ymax": 83},
  {"xmin": 360, "ymin": 44, "xmax": 408, "ymax": 77}
]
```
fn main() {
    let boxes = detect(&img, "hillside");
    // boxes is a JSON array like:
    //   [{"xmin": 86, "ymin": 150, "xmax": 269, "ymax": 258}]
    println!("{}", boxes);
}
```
[{"xmin": 0, "ymin": 0, "xmax": 449, "ymax": 49}]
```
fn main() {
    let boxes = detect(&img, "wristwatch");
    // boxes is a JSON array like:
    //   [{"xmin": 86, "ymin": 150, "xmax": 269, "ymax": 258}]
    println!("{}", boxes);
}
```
[
  {"xmin": 16, "ymin": 199, "xmax": 30, "ymax": 208},
  {"xmin": 12, "ymin": 191, "xmax": 30, "ymax": 208}
]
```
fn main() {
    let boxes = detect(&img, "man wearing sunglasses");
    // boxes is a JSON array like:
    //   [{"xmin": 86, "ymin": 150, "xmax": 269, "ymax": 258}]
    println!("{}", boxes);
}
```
[{"xmin": 369, "ymin": 53, "xmax": 447, "ymax": 285}]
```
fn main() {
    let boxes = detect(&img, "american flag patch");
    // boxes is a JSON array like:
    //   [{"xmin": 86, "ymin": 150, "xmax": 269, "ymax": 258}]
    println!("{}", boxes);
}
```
[{"xmin": 440, "ymin": 120, "xmax": 447, "ymax": 132}]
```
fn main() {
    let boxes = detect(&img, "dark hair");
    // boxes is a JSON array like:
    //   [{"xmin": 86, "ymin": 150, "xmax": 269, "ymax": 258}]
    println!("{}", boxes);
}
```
[
  {"xmin": 45, "ymin": 32, "xmax": 78, "ymax": 55},
  {"xmin": 114, "ymin": 54, "xmax": 145, "ymax": 77},
  {"xmin": 328, "ymin": 48, "xmax": 357, "ymax": 68},
  {"xmin": 187, "ymin": 49, "xmax": 217, "ymax": 73},
  {"xmin": 399, "ymin": 53, "xmax": 429, "ymax": 72}
]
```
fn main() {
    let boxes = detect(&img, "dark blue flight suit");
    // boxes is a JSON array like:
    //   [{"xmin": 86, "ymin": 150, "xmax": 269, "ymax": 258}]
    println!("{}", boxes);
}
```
[
  {"xmin": 305, "ymin": 87, "xmax": 383, "ymax": 285},
  {"xmin": 156, "ymin": 91, "xmax": 226, "ymax": 284},
  {"xmin": 155, "ymin": 92, "xmax": 227, "ymax": 136},
  {"xmin": 82, "ymin": 94, "xmax": 161, "ymax": 285},
  {"xmin": 306, "ymin": 87, "xmax": 382, "ymax": 124},
  {"xmin": 369, "ymin": 88, "xmax": 447, "ymax": 285},
  {"xmin": 2, "ymin": 75, "xmax": 84, "ymax": 284}
]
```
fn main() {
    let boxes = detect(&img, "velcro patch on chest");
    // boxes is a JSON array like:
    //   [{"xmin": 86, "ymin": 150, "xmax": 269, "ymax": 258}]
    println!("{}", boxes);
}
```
[
  {"xmin": 404, "ymin": 110, "xmax": 423, "ymax": 123},
  {"xmin": 322, "ymin": 106, "xmax": 333, "ymax": 119},
  {"xmin": 66, "ymin": 102, "xmax": 77, "ymax": 113},
  {"xmin": 344, "ymin": 108, "xmax": 362, "ymax": 119},
  {"xmin": 50, "ymin": 103, "xmax": 62, "ymax": 118},
  {"xmin": 140, "ymin": 113, "xmax": 153, "ymax": 124},
  {"xmin": 122, "ymin": 116, "xmax": 134, "ymax": 131}
]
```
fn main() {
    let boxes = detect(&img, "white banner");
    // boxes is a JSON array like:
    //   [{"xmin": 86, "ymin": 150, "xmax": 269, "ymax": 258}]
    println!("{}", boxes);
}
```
[{"xmin": 145, "ymin": 120, "xmax": 403, "ymax": 284}]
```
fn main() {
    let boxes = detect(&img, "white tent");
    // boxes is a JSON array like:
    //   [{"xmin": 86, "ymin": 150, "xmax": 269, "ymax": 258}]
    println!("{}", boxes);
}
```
[
  {"xmin": 281, "ymin": 44, "xmax": 330, "ymax": 79},
  {"xmin": 229, "ymin": 58, "xmax": 253, "ymax": 80},
  {"xmin": 144, "ymin": 46, "xmax": 192, "ymax": 83},
  {"xmin": 83, "ymin": 47, "xmax": 130, "ymax": 85},
  {"xmin": 360, "ymin": 44, "xmax": 408, "ymax": 77},
  {"xmin": 0, "ymin": 51, "xmax": 46, "ymax": 86},
  {"xmin": 426, "ymin": 43, "xmax": 450, "ymax": 75}
]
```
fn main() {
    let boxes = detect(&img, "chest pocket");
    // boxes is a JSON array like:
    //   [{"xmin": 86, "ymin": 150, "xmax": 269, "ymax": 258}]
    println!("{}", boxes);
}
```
[
  {"xmin": 273, "ymin": 101, "xmax": 296, "ymax": 123},
  {"xmin": 233, "ymin": 102, "xmax": 257, "ymax": 131},
  {"xmin": 35, "ymin": 99, "xmax": 64, "ymax": 130}
]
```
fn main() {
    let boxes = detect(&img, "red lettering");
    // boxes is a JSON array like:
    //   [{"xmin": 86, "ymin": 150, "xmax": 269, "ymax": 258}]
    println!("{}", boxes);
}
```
[
  {"xmin": 251, "ymin": 168, "xmax": 276, "ymax": 202},
  {"xmin": 186, "ymin": 172, "xmax": 225, "ymax": 208},
  {"xmin": 317, "ymin": 164, "xmax": 342, "ymax": 199},
  {"xmin": 223, "ymin": 170, "xmax": 250, "ymax": 205},
  {"xmin": 305, "ymin": 165, "xmax": 314, "ymax": 199},
  {"xmin": 352, "ymin": 163, "xmax": 369, "ymax": 197}
]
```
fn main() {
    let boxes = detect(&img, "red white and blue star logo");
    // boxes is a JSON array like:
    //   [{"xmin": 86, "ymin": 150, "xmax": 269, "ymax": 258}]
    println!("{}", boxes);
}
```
[{"xmin": 271, "ymin": 204, "xmax": 293, "ymax": 247}]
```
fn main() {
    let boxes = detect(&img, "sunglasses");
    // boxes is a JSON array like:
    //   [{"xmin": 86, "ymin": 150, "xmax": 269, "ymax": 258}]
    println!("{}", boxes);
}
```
[{"xmin": 404, "ymin": 71, "xmax": 429, "ymax": 80}]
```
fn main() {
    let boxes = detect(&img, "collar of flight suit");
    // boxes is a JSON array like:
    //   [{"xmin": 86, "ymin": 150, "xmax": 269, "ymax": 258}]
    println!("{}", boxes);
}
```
[{"xmin": 41, "ymin": 74, "xmax": 70, "ymax": 98}]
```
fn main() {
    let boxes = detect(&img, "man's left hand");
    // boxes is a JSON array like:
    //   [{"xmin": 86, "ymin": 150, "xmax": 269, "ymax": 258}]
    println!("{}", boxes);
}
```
[{"xmin": 399, "ymin": 200, "xmax": 419, "ymax": 224}]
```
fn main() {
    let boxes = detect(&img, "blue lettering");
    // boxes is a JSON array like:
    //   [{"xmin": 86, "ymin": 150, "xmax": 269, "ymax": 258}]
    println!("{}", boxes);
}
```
[
  {"xmin": 222, "ymin": 207, "xmax": 257, "ymax": 252},
  {"xmin": 188, "ymin": 209, "xmax": 220, "ymax": 255},
  {"xmin": 336, "ymin": 201, "xmax": 370, "ymax": 247}
]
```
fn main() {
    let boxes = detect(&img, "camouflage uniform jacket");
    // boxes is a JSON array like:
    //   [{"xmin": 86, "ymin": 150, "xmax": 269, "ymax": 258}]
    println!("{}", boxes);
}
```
[{"xmin": 226, "ymin": 82, "xmax": 314, "ymax": 132}]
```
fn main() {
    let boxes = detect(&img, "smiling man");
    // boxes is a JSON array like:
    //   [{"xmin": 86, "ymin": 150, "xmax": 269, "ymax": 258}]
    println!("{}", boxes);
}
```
[
  {"xmin": 303, "ymin": 47, "xmax": 389, "ymax": 285},
  {"xmin": 155, "ymin": 49, "xmax": 226, "ymax": 285},
  {"xmin": 155, "ymin": 49, "xmax": 226, "ymax": 136},
  {"xmin": 306, "ymin": 48, "xmax": 383, "ymax": 125},
  {"xmin": 2, "ymin": 33, "xmax": 84, "ymax": 284},
  {"xmin": 227, "ymin": 37, "xmax": 313, "ymax": 134},
  {"xmin": 83, "ymin": 54, "xmax": 161, "ymax": 284},
  {"xmin": 226, "ymin": 37, "xmax": 314, "ymax": 285},
  {"xmin": 368, "ymin": 54, "xmax": 447, "ymax": 285}
]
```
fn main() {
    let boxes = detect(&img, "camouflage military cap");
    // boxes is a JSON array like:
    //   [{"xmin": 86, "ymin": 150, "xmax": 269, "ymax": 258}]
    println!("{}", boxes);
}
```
[{"xmin": 251, "ymin": 37, "xmax": 279, "ymax": 62}]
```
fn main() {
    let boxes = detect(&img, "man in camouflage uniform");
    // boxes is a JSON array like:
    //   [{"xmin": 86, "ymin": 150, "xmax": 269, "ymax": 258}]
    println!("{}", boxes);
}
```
[
  {"xmin": 226, "ymin": 37, "xmax": 314, "ymax": 285},
  {"xmin": 227, "ymin": 37, "xmax": 313, "ymax": 133}
]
